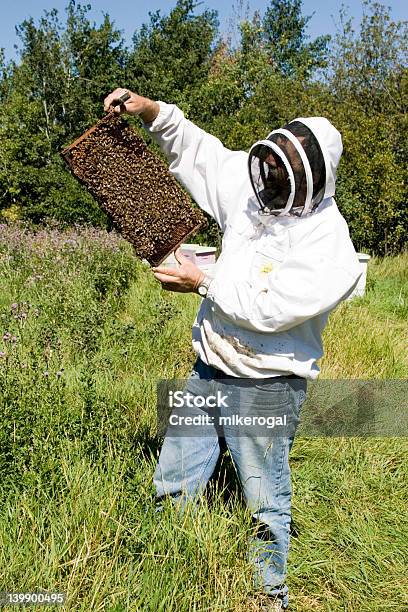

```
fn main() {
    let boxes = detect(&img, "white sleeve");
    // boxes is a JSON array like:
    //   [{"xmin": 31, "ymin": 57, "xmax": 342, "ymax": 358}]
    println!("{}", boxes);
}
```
[
  {"xmin": 143, "ymin": 102, "xmax": 249, "ymax": 232},
  {"xmin": 206, "ymin": 232, "xmax": 362, "ymax": 333}
]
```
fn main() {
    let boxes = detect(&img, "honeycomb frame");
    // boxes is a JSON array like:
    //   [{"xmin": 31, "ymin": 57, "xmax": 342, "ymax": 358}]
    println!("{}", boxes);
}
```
[{"xmin": 61, "ymin": 113, "xmax": 206, "ymax": 266}]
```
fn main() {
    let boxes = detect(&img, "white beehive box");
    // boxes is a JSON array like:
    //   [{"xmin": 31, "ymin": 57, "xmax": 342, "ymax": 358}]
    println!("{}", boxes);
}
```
[
  {"xmin": 347, "ymin": 253, "xmax": 371, "ymax": 299},
  {"xmin": 162, "ymin": 243, "xmax": 217, "ymax": 274}
]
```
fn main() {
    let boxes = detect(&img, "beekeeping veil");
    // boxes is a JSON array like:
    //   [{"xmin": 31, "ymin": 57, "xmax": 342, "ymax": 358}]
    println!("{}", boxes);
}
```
[{"xmin": 248, "ymin": 119, "xmax": 327, "ymax": 217}]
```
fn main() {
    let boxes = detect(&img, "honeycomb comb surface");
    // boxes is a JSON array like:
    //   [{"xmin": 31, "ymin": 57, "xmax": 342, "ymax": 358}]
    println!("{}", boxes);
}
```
[{"xmin": 61, "ymin": 113, "xmax": 206, "ymax": 266}]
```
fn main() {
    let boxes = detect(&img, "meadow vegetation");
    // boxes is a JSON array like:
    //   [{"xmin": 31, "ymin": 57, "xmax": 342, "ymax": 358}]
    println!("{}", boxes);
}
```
[{"xmin": 0, "ymin": 224, "xmax": 407, "ymax": 611}]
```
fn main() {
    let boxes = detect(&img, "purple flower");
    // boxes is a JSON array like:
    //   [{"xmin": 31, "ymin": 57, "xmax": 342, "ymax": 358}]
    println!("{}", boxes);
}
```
[
  {"xmin": 3, "ymin": 332, "xmax": 11, "ymax": 342},
  {"xmin": 11, "ymin": 303, "xmax": 18, "ymax": 311},
  {"xmin": 0, "ymin": 221, "xmax": 125, "ymax": 259},
  {"xmin": 0, "ymin": 351, "xmax": 6, "ymax": 358}
]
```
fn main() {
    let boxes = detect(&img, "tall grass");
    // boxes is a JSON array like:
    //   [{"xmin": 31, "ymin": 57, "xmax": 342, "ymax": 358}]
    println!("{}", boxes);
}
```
[{"xmin": 0, "ymin": 224, "xmax": 407, "ymax": 611}]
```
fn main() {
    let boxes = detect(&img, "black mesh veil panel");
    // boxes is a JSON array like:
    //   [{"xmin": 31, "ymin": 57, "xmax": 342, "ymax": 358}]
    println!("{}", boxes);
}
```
[
  {"xmin": 283, "ymin": 121, "xmax": 326, "ymax": 207},
  {"xmin": 248, "ymin": 120, "xmax": 326, "ymax": 216}
]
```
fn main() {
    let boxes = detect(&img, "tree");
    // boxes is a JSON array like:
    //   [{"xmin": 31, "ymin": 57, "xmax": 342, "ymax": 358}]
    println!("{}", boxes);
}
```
[
  {"xmin": 328, "ymin": 0, "xmax": 408, "ymax": 254},
  {"xmin": 330, "ymin": 0, "xmax": 407, "ymax": 114},
  {"xmin": 262, "ymin": 0, "xmax": 330, "ymax": 77},
  {"xmin": 126, "ymin": 0, "xmax": 218, "ymax": 105},
  {"xmin": 0, "ymin": 1, "xmax": 127, "ymax": 224},
  {"xmin": 188, "ymin": 0, "xmax": 331, "ymax": 147},
  {"xmin": 0, "ymin": 0, "xmax": 405, "ymax": 254}
]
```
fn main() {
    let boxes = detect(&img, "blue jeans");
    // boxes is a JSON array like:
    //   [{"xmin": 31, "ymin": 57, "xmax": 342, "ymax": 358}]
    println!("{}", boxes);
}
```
[{"xmin": 153, "ymin": 358, "xmax": 307, "ymax": 607}]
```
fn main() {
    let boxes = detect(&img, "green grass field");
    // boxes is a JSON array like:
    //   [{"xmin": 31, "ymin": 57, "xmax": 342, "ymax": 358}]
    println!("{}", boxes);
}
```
[{"xmin": 0, "ymin": 224, "xmax": 407, "ymax": 611}]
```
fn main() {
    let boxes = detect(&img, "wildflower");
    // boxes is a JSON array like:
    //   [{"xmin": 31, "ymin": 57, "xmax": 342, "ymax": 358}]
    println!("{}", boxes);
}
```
[
  {"xmin": 44, "ymin": 371, "xmax": 49, "ymax": 377},
  {"xmin": 11, "ymin": 303, "xmax": 18, "ymax": 311},
  {"xmin": 0, "ymin": 351, "xmax": 6, "ymax": 358},
  {"xmin": 56, "ymin": 370, "xmax": 63, "ymax": 378},
  {"xmin": 3, "ymin": 332, "xmax": 11, "ymax": 342},
  {"xmin": 11, "ymin": 336, "xmax": 17, "ymax": 343}
]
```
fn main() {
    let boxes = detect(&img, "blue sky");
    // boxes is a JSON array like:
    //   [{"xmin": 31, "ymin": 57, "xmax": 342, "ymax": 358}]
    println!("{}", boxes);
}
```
[{"xmin": 1, "ymin": 0, "xmax": 406, "ymax": 61}]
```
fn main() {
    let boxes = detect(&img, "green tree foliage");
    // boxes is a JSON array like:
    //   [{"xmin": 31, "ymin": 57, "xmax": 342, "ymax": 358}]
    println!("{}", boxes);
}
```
[
  {"xmin": 126, "ymin": 0, "xmax": 218, "ymax": 104},
  {"xmin": 262, "ymin": 0, "xmax": 330, "ymax": 77},
  {"xmin": 328, "ymin": 0, "xmax": 408, "ymax": 254},
  {"xmin": 0, "ymin": 1, "xmax": 126, "ymax": 224},
  {"xmin": 188, "ymin": 0, "xmax": 407, "ymax": 254},
  {"xmin": 0, "ymin": 0, "xmax": 406, "ymax": 254},
  {"xmin": 330, "ymin": 1, "xmax": 407, "ymax": 113}
]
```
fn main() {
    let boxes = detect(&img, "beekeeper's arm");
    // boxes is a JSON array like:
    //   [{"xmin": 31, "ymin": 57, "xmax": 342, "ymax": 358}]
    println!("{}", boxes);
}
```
[
  {"xmin": 143, "ymin": 102, "xmax": 249, "ymax": 232},
  {"xmin": 206, "ymin": 229, "xmax": 362, "ymax": 333},
  {"xmin": 106, "ymin": 89, "xmax": 250, "ymax": 233}
]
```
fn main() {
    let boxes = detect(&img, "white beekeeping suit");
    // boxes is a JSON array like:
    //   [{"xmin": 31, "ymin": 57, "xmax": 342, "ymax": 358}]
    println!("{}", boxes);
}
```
[{"xmin": 143, "ymin": 103, "xmax": 362, "ymax": 379}]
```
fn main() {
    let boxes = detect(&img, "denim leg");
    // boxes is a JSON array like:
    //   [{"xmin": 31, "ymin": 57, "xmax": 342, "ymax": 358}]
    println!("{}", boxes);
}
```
[
  {"xmin": 153, "ymin": 359, "xmax": 306, "ymax": 609},
  {"xmin": 153, "ymin": 358, "xmax": 220, "ymax": 509},
  {"xmin": 153, "ymin": 431, "xmax": 220, "ymax": 506},
  {"xmin": 222, "ymin": 379, "xmax": 306, "ymax": 606}
]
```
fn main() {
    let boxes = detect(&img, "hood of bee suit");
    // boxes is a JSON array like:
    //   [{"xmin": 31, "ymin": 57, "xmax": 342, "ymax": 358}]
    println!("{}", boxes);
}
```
[{"xmin": 248, "ymin": 116, "xmax": 343, "ymax": 217}]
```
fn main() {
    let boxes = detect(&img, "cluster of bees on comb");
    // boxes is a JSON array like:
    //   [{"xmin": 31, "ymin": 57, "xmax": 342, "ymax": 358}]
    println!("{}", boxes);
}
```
[{"xmin": 61, "ymin": 113, "xmax": 206, "ymax": 266}]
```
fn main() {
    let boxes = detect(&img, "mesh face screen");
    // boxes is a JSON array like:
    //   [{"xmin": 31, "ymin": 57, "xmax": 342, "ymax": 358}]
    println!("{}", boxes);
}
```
[
  {"xmin": 249, "ymin": 121, "xmax": 326, "ymax": 216},
  {"xmin": 267, "ymin": 133, "xmax": 307, "ymax": 211},
  {"xmin": 282, "ymin": 121, "xmax": 326, "ymax": 207},
  {"xmin": 61, "ymin": 113, "xmax": 206, "ymax": 266},
  {"xmin": 249, "ymin": 145, "xmax": 291, "ymax": 213}
]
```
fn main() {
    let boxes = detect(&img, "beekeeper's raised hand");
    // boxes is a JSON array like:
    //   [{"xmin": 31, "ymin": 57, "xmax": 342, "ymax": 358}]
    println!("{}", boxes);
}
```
[
  {"xmin": 152, "ymin": 248, "xmax": 205, "ymax": 294},
  {"xmin": 103, "ymin": 88, "xmax": 160, "ymax": 123}
]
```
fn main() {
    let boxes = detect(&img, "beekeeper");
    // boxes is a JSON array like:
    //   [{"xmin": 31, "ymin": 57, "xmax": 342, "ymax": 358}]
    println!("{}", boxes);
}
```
[{"xmin": 104, "ymin": 89, "xmax": 362, "ymax": 610}]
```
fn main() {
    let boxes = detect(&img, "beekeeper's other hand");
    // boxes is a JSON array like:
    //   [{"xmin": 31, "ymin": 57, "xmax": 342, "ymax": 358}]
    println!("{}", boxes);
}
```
[
  {"xmin": 103, "ymin": 88, "xmax": 160, "ymax": 123},
  {"xmin": 152, "ymin": 248, "xmax": 205, "ymax": 294}
]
